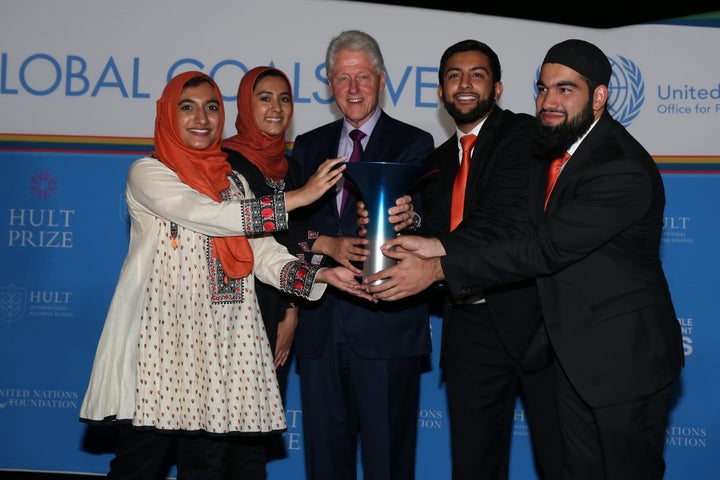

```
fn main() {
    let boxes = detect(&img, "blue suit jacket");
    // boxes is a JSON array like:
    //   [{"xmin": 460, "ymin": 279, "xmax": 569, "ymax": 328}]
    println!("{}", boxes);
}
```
[{"xmin": 291, "ymin": 110, "xmax": 434, "ymax": 359}]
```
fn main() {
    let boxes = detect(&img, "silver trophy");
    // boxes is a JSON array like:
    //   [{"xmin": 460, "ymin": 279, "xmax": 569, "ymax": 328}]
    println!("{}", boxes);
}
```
[{"xmin": 343, "ymin": 161, "xmax": 437, "ymax": 286}]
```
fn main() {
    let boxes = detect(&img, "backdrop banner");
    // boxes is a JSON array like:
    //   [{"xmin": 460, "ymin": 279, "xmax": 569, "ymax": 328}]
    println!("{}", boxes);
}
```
[{"xmin": 1, "ymin": 1, "xmax": 718, "ymax": 478}]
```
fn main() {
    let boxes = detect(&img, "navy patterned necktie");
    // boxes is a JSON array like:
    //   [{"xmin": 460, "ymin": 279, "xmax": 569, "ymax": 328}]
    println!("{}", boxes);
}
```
[{"xmin": 340, "ymin": 129, "xmax": 366, "ymax": 213}]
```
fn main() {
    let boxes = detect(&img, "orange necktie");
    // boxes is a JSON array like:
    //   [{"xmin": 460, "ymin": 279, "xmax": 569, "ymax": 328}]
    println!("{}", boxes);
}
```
[
  {"xmin": 450, "ymin": 134, "xmax": 477, "ymax": 231},
  {"xmin": 544, "ymin": 152, "xmax": 570, "ymax": 210}
]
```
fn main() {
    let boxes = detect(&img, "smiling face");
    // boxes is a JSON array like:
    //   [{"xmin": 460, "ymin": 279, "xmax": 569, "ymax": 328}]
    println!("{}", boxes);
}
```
[
  {"xmin": 176, "ymin": 81, "xmax": 221, "ymax": 150},
  {"xmin": 438, "ymin": 50, "xmax": 502, "ymax": 131},
  {"xmin": 251, "ymin": 74, "xmax": 293, "ymax": 137},
  {"xmin": 533, "ymin": 63, "xmax": 606, "ymax": 157},
  {"xmin": 328, "ymin": 48, "xmax": 386, "ymax": 128},
  {"xmin": 535, "ymin": 63, "xmax": 606, "ymax": 128}
]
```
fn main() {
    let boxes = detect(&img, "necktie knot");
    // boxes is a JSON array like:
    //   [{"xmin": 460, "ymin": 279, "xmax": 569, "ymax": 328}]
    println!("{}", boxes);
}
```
[
  {"xmin": 554, "ymin": 151, "xmax": 571, "ymax": 167},
  {"xmin": 350, "ymin": 128, "xmax": 366, "ymax": 142},
  {"xmin": 460, "ymin": 134, "xmax": 477, "ymax": 155},
  {"xmin": 348, "ymin": 129, "xmax": 366, "ymax": 163}
]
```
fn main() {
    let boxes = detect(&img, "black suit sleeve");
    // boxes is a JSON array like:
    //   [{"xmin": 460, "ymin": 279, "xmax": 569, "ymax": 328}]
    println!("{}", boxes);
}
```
[{"xmin": 440, "ymin": 140, "xmax": 657, "ymax": 299}]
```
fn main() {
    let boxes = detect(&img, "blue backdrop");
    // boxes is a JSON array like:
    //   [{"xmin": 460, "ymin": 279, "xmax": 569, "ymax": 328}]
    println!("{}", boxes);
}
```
[{"xmin": 1, "ymin": 146, "xmax": 718, "ymax": 478}]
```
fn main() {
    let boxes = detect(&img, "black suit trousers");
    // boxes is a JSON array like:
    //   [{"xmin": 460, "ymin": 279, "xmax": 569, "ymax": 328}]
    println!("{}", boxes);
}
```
[
  {"xmin": 444, "ymin": 303, "xmax": 563, "ymax": 480},
  {"xmin": 555, "ymin": 361, "xmax": 675, "ymax": 480}
]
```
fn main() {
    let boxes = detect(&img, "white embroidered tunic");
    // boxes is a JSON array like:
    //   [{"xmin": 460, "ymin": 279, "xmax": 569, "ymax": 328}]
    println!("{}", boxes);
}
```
[{"xmin": 79, "ymin": 157, "xmax": 325, "ymax": 435}]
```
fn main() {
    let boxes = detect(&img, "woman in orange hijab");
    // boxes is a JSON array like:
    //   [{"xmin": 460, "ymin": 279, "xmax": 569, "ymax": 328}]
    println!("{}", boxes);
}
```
[
  {"xmin": 79, "ymin": 71, "xmax": 374, "ymax": 480},
  {"xmin": 223, "ymin": 66, "xmax": 301, "ymax": 474},
  {"xmin": 224, "ymin": 66, "xmax": 359, "ymax": 474}
]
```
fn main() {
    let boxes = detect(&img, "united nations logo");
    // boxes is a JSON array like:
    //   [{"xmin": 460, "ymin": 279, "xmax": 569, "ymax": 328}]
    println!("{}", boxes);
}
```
[
  {"xmin": 607, "ymin": 56, "xmax": 644, "ymax": 128},
  {"xmin": 534, "ymin": 54, "xmax": 645, "ymax": 128}
]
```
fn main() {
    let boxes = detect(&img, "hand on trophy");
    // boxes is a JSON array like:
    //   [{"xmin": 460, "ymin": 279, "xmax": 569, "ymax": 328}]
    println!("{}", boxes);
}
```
[
  {"xmin": 357, "ymin": 194, "xmax": 416, "ymax": 236},
  {"xmin": 311, "ymin": 235, "xmax": 368, "ymax": 275},
  {"xmin": 363, "ymin": 236, "xmax": 447, "ymax": 300},
  {"xmin": 284, "ymin": 157, "xmax": 346, "ymax": 211},
  {"xmin": 316, "ymin": 266, "xmax": 378, "ymax": 303},
  {"xmin": 381, "ymin": 235, "xmax": 446, "ymax": 258}
]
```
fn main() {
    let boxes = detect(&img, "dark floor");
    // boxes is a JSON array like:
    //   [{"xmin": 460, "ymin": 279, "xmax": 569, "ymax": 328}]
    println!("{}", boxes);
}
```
[
  {"xmin": 5, "ymin": 473, "xmax": 183, "ymax": 480},
  {"xmin": 0, "ymin": 473, "xmax": 110, "ymax": 480}
]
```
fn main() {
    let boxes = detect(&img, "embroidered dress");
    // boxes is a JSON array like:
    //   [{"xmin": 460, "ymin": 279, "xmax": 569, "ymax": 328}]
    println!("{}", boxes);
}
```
[{"xmin": 80, "ymin": 157, "xmax": 325, "ymax": 435}]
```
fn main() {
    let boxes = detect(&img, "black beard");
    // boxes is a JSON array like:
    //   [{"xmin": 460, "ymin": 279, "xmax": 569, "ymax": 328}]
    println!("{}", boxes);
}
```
[
  {"xmin": 444, "ymin": 96, "xmax": 495, "ymax": 125},
  {"xmin": 533, "ymin": 100, "xmax": 594, "ymax": 160}
]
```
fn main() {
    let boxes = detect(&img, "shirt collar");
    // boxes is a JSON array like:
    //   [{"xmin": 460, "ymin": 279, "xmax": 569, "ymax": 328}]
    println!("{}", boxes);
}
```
[
  {"xmin": 455, "ymin": 116, "xmax": 487, "ymax": 151},
  {"xmin": 567, "ymin": 117, "xmax": 600, "ymax": 156},
  {"xmin": 343, "ymin": 108, "xmax": 382, "ymax": 139}
]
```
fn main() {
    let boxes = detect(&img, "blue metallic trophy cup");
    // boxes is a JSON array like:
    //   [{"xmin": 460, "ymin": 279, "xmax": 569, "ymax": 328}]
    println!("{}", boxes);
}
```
[{"xmin": 343, "ymin": 162, "xmax": 437, "ymax": 286}]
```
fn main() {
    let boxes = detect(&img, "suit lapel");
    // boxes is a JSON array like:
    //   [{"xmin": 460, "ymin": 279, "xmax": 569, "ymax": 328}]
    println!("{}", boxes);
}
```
[
  {"xmin": 361, "ymin": 111, "xmax": 389, "ymax": 162},
  {"xmin": 542, "ymin": 113, "xmax": 613, "ymax": 213},
  {"xmin": 463, "ymin": 108, "xmax": 503, "ymax": 204},
  {"xmin": 529, "ymin": 157, "xmax": 546, "ymax": 223},
  {"xmin": 435, "ymin": 138, "xmax": 459, "ymax": 217}
]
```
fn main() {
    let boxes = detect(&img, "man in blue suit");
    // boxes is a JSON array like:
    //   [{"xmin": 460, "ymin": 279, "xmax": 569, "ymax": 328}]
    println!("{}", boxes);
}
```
[{"xmin": 291, "ymin": 30, "xmax": 434, "ymax": 480}]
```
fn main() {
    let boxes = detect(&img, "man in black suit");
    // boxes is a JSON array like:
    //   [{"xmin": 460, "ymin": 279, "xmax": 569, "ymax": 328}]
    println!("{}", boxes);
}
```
[
  {"xmin": 416, "ymin": 39, "xmax": 562, "ymax": 480},
  {"xmin": 366, "ymin": 39, "xmax": 685, "ymax": 480},
  {"xmin": 290, "ymin": 30, "xmax": 434, "ymax": 480}
]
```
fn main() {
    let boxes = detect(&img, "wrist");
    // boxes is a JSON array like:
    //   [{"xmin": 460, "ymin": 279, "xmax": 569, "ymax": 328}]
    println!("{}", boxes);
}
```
[
  {"xmin": 432, "ymin": 257, "xmax": 445, "ymax": 282},
  {"xmin": 311, "ymin": 236, "xmax": 329, "ymax": 256},
  {"xmin": 315, "ymin": 267, "xmax": 327, "ymax": 283}
]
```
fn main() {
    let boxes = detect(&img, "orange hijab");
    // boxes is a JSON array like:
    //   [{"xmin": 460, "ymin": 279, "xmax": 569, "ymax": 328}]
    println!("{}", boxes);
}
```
[
  {"xmin": 222, "ymin": 66, "xmax": 293, "ymax": 180},
  {"xmin": 153, "ymin": 70, "xmax": 253, "ymax": 279}
]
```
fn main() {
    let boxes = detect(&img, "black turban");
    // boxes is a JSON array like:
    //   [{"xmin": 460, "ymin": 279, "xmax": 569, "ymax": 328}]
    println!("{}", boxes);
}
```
[{"xmin": 542, "ymin": 39, "xmax": 612, "ymax": 86}]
